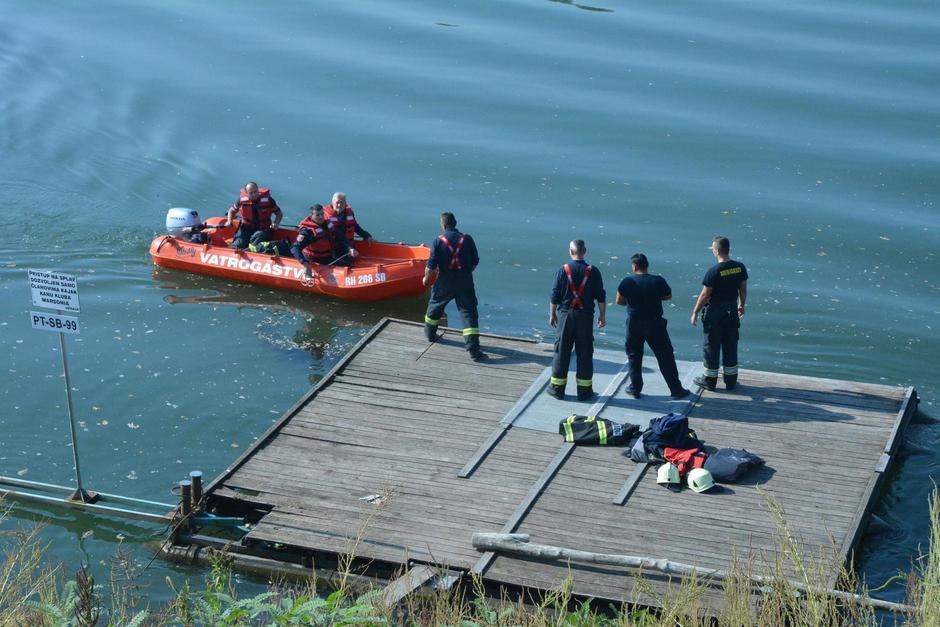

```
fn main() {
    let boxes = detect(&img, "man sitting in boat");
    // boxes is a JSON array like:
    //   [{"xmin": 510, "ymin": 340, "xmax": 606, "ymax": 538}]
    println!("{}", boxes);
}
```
[
  {"xmin": 291, "ymin": 204, "xmax": 356, "ymax": 278},
  {"xmin": 224, "ymin": 181, "xmax": 283, "ymax": 249},
  {"xmin": 324, "ymin": 192, "xmax": 373, "ymax": 244}
]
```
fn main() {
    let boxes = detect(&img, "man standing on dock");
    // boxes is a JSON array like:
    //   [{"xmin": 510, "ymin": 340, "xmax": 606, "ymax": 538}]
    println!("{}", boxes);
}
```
[
  {"xmin": 690, "ymin": 236, "xmax": 748, "ymax": 391},
  {"xmin": 548, "ymin": 239, "xmax": 606, "ymax": 401},
  {"xmin": 224, "ymin": 181, "xmax": 283, "ymax": 249},
  {"xmin": 616, "ymin": 253, "xmax": 691, "ymax": 400},
  {"xmin": 423, "ymin": 212, "xmax": 486, "ymax": 362}
]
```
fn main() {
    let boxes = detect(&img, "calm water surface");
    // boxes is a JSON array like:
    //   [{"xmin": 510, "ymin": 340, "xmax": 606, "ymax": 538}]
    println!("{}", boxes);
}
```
[{"xmin": 1, "ymin": 0, "xmax": 938, "ymax": 607}]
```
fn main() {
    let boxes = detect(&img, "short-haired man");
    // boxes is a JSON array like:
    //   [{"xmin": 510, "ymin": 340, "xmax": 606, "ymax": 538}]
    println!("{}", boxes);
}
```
[
  {"xmin": 423, "ymin": 212, "xmax": 486, "ymax": 362},
  {"xmin": 324, "ymin": 192, "xmax": 372, "ymax": 245},
  {"xmin": 548, "ymin": 240, "xmax": 606, "ymax": 401},
  {"xmin": 690, "ymin": 236, "xmax": 748, "ymax": 390},
  {"xmin": 290, "ymin": 204, "xmax": 354, "ymax": 277},
  {"xmin": 225, "ymin": 181, "xmax": 283, "ymax": 249},
  {"xmin": 616, "ymin": 253, "xmax": 690, "ymax": 399}
]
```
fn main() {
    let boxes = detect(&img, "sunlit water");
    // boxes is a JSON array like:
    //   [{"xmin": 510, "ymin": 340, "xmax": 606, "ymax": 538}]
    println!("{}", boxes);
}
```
[{"xmin": 1, "ymin": 0, "xmax": 937, "ymax": 607}]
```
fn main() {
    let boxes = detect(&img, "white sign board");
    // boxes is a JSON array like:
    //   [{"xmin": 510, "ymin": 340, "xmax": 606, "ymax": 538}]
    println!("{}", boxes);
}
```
[
  {"xmin": 30, "ymin": 311, "xmax": 80, "ymax": 335},
  {"xmin": 28, "ymin": 269, "xmax": 80, "ymax": 312}
]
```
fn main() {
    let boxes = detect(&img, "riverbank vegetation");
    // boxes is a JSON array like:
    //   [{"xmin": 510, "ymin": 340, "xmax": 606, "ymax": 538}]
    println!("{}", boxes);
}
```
[{"xmin": 3, "ymin": 490, "xmax": 939, "ymax": 625}]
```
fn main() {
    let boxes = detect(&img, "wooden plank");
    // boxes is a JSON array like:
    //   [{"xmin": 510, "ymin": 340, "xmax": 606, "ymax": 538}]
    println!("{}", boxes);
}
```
[
  {"xmin": 380, "ymin": 565, "xmax": 438, "ymax": 607},
  {"xmin": 459, "ymin": 368, "xmax": 550, "ymax": 478},
  {"xmin": 612, "ymin": 462, "xmax": 648, "ymax": 505}
]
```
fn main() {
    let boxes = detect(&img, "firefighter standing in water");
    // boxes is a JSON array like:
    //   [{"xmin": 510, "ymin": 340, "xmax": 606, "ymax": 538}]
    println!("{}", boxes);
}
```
[
  {"xmin": 422, "ymin": 212, "xmax": 486, "ymax": 362},
  {"xmin": 690, "ymin": 235, "xmax": 749, "ymax": 390},
  {"xmin": 548, "ymin": 239, "xmax": 606, "ymax": 401}
]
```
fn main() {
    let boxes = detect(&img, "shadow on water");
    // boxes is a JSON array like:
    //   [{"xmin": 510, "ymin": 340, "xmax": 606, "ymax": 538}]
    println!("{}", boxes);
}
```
[
  {"xmin": 150, "ymin": 265, "xmax": 429, "ymax": 359},
  {"xmin": 4, "ymin": 502, "xmax": 168, "ymax": 547}
]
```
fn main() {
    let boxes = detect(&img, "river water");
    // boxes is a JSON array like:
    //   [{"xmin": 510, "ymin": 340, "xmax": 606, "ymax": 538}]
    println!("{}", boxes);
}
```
[{"xmin": 1, "ymin": 0, "xmax": 937, "ymax": 607}]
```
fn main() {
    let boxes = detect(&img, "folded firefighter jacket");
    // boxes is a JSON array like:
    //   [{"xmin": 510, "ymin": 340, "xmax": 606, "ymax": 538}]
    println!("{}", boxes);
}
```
[{"xmin": 559, "ymin": 415, "xmax": 638, "ymax": 446}]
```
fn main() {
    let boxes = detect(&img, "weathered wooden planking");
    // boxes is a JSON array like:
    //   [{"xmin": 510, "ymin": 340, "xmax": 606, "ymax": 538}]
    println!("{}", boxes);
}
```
[
  {"xmin": 199, "ymin": 319, "xmax": 914, "ymax": 613},
  {"xmin": 833, "ymin": 387, "xmax": 918, "ymax": 586},
  {"xmin": 459, "ymin": 368, "xmax": 550, "ymax": 478}
]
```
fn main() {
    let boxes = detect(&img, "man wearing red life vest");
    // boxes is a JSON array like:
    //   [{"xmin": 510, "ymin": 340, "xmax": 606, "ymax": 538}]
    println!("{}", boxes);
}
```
[
  {"xmin": 422, "ymin": 212, "xmax": 485, "ymax": 362},
  {"xmin": 290, "ymin": 204, "xmax": 354, "ymax": 278},
  {"xmin": 548, "ymin": 240, "xmax": 606, "ymax": 401},
  {"xmin": 323, "ymin": 192, "xmax": 373, "ymax": 245},
  {"xmin": 224, "ymin": 181, "xmax": 283, "ymax": 249}
]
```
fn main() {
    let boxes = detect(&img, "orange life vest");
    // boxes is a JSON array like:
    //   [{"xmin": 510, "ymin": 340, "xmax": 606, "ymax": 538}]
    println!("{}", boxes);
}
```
[
  {"xmin": 324, "ymin": 203, "xmax": 358, "ymax": 241},
  {"xmin": 238, "ymin": 187, "xmax": 275, "ymax": 230},
  {"xmin": 296, "ymin": 217, "xmax": 333, "ymax": 260}
]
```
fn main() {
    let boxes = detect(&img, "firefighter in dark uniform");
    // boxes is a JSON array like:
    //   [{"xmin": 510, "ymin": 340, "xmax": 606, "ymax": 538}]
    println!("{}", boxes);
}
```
[
  {"xmin": 691, "ymin": 236, "xmax": 748, "ymax": 390},
  {"xmin": 616, "ymin": 253, "xmax": 691, "ymax": 400},
  {"xmin": 548, "ymin": 239, "xmax": 606, "ymax": 401},
  {"xmin": 224, "ymin": 181, "xmax": 283, "ymax": 249},
  {"xmin": 423, "ymin": 212, "xmax": 486, "ymax": 362}
]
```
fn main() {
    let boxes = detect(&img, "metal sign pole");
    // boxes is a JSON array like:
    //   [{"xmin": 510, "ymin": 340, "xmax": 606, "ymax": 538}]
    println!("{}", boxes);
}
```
[
  {"xmin": 59, "ymin": 330, "xmax": 91, "ymax": 503},
  {"xmin": 28, "ymin": 269, "xmax": 95, "ymax": 504}
]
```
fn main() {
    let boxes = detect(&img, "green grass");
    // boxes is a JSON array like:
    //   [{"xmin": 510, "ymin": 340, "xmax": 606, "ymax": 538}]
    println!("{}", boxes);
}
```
[{"xmin": 3, "ymin": 488, "xmax": 939, "ymax": 626}]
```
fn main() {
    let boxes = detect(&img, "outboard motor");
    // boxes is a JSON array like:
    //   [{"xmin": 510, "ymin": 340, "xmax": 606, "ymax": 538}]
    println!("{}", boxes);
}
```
[{"xmin": 166, "ymin": 208, "xmax": 202, "ymax": 237}]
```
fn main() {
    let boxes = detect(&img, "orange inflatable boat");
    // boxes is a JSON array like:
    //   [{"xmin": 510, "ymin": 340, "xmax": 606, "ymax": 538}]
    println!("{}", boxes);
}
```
[{"xmin": 149, "ymin": 215, "xmax": 430, "ymax": 302}]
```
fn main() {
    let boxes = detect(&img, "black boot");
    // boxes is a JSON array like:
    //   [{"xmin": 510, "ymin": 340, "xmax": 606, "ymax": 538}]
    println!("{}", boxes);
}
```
[
  {"xmin": 577, "ymin": 387, "xmax": 597, "ymax": 402},
  {"xmin": 670, "ymin": 388, "xmax": 692, "ymax": 400},
  {"xmin": 693, "ymin": 376, "xmax": 717, "ymax": 391},
  {"xmin": 546, "ymin": 384, "xmax": 565, "ymax": 400},
  {"xmin": 723, "ymin": 375, "xmax": 737, "ymax": 390}
]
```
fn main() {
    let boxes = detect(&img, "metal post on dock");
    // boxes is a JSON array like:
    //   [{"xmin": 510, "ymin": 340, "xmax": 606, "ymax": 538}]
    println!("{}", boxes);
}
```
[
  {"xmin": 60, "ymin": 332, "xmax": 95, "ymax": 503},
  {"xmin": 190, "ymin": 470, "xmax": 203, "ymax": 507},
  {"xmin": 180, "ymin": 480, "xmax": 192, "ymax": 518},
  {"xmin": 179, "ymin": 479, "xmax": 193, "ymax": 532}
]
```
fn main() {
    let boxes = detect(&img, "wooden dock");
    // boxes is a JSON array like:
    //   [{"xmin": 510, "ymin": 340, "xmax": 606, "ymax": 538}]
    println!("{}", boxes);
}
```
[{"xmin": 195, "ymin": 318, "xmax": 917, "ymax": 609}]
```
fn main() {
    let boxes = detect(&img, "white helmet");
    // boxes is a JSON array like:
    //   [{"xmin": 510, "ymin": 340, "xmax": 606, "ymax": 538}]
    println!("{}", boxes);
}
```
[
  {"xmin": 687, "ymin": 468, "xmax": 716, "ymax": 493},
  {"xmin": 657, "ymin": 463, "xmax": 681, "ymax": 492}
]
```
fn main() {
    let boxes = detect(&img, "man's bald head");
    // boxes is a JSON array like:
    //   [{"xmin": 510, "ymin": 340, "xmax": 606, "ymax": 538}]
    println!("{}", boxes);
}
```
[{"xmin": 245, "ymin": 181, "xmax": 259, "ymax": 200}]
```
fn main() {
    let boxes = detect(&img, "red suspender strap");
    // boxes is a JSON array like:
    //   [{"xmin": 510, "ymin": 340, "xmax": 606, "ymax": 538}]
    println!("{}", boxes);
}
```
[
  {"xmin": 564, "ymin": 264, "xmax": 592, "ymax": 310},
  {"xmin": 438, "ymin": 234, "xmax": 466, "ymax": 270}
]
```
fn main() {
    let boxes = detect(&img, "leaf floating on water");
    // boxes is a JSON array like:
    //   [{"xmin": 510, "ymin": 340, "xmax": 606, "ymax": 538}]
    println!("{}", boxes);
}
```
[
  {"xmin": 126, "ymin": 471, "xmax": 138, "ymax": 480},
  {"xmin": 81, "ymin": 530, "xmax": 93, "ymax": 540},
  {"xmin": 16, "ymin": 469, "xmax": 27, "ymax": 476},
  {"xmin": 231, "ymin": 442, "xmax": 239, "ymax": 448},
  {"xmin": 127, "ymin": 422, "xmax": 140, "ymax": 429},
  {"xmin": 879, "ymin": 236, "xmax": 890, "ymax": 241},
  {"xmin": 100, "ymin": 420, "xmax": 108, "ymax": 426},
  {"xmin": 817, "ymin": 250, "xmax": 827, "ymax": 256}
]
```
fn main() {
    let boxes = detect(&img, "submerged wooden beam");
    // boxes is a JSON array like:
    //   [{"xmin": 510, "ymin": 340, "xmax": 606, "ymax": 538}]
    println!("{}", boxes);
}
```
[{"xmin": 379, "ymin": 564, "xmax": 443, "ymax": 608}]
